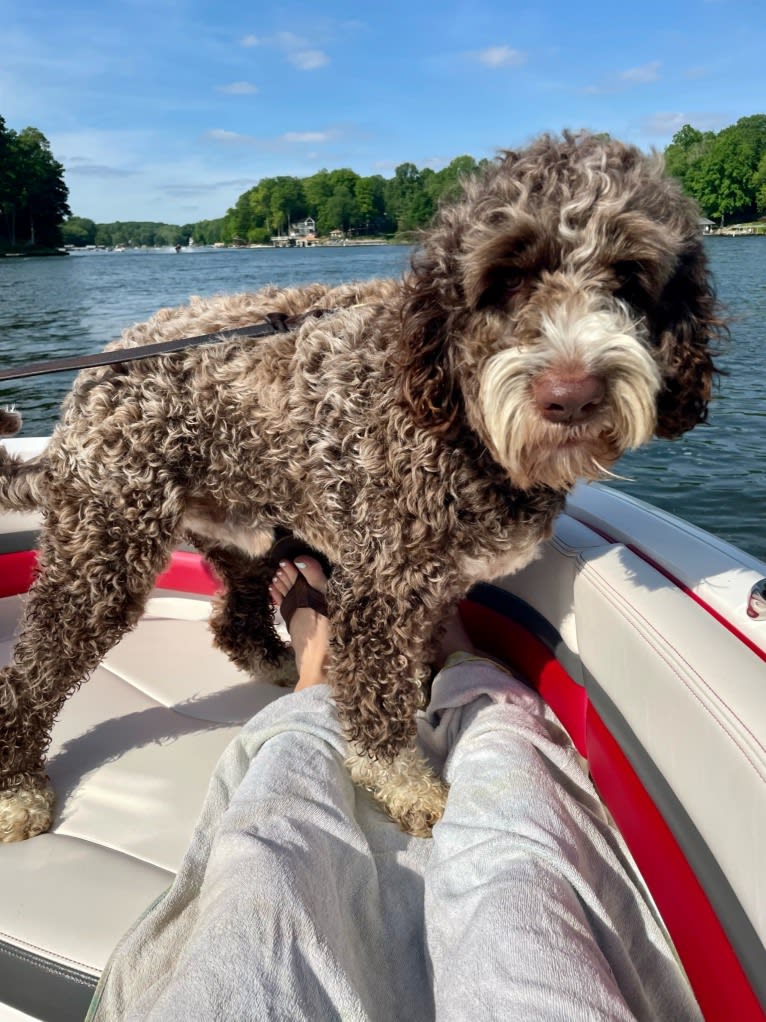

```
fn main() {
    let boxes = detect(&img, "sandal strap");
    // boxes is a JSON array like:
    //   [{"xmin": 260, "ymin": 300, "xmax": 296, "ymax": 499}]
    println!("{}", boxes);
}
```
[
  {"xmin": 279, "ymin": 573, "xmax": 328, "ymax": 630},
  {"xmin": 269, "ymin": 535, "xmax": 332, "ymax": 577}
]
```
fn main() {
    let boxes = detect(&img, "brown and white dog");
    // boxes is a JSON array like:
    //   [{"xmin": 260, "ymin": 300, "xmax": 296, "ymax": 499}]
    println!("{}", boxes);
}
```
[{"xmin": 0, "ymin": 132, "xmax": 723, "ymax": 842}]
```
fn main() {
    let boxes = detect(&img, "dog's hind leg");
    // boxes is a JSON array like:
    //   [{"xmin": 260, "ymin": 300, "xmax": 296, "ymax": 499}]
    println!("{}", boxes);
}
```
[
  {"xmin": 0, "ymin": 496, "xmax": 180, "ymax": 842},
  {"xmin": 198, "ymin": 542, "xmax": 287, "ymax": 673},
  {"xmin": 327, "ymin": 572, "xmax": 451, "ymax": 836}
]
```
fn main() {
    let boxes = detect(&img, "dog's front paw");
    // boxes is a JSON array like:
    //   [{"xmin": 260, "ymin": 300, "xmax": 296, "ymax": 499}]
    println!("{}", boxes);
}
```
[
  {"xmin": 0, "ymin": 776, "xmax": 55, "ymax": 842},
  {"xmin": 347, "ymin": 747, "xmax": 448, "ymax": 838}
]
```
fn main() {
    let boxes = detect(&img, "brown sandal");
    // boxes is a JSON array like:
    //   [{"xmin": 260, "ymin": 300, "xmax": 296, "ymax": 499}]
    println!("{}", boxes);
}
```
[{"xmin": 269, "ymin": 536, "xmax": 331, "ymax": 629}]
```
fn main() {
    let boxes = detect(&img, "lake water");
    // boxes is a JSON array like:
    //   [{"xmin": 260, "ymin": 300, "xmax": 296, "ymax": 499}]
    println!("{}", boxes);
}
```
[{"xmin": 0, "ymin": 240, "xmax": 764, "ymax": 561}]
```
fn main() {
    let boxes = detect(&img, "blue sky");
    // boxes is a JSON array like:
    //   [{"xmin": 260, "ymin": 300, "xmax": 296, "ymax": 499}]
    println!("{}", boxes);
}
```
[{"xmin": 2, "ymin": 0, "xmax": 764, "ymax": 225}]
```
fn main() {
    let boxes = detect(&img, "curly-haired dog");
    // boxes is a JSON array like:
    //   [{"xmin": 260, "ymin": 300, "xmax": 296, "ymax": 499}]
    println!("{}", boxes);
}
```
[{"xmin": 0, "ymin": 132, "xmax": 723, "ymax": 842}]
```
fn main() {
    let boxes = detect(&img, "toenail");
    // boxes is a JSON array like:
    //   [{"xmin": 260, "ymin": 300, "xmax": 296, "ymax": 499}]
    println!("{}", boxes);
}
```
[{"xmin": 294, "ymin": 560, "xmax": 306, "ymax": 569}]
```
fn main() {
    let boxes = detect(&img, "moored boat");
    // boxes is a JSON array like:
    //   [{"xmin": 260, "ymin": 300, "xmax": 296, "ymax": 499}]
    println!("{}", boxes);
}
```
[{"xmin": 1, "ymin": 436, "xmax": 764, "ymax": 1022}]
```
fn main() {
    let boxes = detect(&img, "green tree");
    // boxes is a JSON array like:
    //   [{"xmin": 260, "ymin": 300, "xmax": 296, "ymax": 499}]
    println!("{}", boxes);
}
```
[
  {"xmin": 754, "ymin": 152, "xmax": 766, "ymax": 214},
  {"xmin": 223, "ymin": 191, "xmax": 257, "ymax": 242},
  {"xmin": 185, "ymin": 218, "xmax": 224, "ymax": 245},
  {"xmin": 354, "ymin": 175, "xmax": 389, "ymax": 234},
  {"xmin": 427, "ymin": 155, "xmax": 479, "ymax": 206},
  {"xmin": 61, "ymin": 216, "xmax": 97, "ymax": 246},
  {"xmin": 318, "ymin": 185, "xmax": 356, "ymax": 233},
  {"xmin": 696, "ymin": 131, "xmax": 753, "ymax": 224},
  {"xmin": 303, "ymin": 169, "xmax": 333, "ymax": 214},
  {"xmin": 0, "ymin": 116, "xmax": 14, "ymax": 238},
  {"xmin": 11, "ymin": 127, "xmax": 70, "ymax": 246},
  {"xmin": 0, "ymin": 121, "xmax": 69, "ymax": 248},
  {"xmin": 664, "ymin": 115, "xmax": 766, "ymax": 225},
  {"xmin": 267, "ymin": 176, "xmax": 308, "ymax": 234},
  {"xmin": 385, "ymin": 163, "xmax": 434, "ymax": 233}
]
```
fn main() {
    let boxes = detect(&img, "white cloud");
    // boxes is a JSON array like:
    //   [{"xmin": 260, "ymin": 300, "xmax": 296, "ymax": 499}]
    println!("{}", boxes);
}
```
[
  {"xmin": 641, "ymin": 112, "xmax": 686, "ymax": 135},
  {"xmin": 66, "ymin": 161, "xmax": 137, "ymax": 177},
  {"xmin": 239, "ymin": 30, "xmax": 329, "ymax": 70},
  {"xmin": 620, "ymin": 61, "xmax": 661, "ymax": 84},
  {"xmin": 217, "ymin": 81, "xmax": 258, "ymax": 95},
  {"xmin": 641, "ymin": 110, "xmax": 728, "ymax": 137},
  {"xmin": 205, "ymin": 127, "xmax": 340, "ymax": 149},
  {"xmin": 475, "ymin": 45, "xmax": 526, "ymax": 68},
  {"xmin": 585, "ymin": 60, "xmax": 662, "ymax": 94},
  {"xmin": 282, "ymin": 131, "xmax": 331, "ymax": 143},
  {"xmin": 207, "ymin": 128, "xmax": 252, "ymax": 143},
  {"xmin": 275, "ymin": 31, "xmax": 307, "ymax": 49},
  {"xmin": 287, "ymin": 48, "xmax": 329, "ymax": 70}
]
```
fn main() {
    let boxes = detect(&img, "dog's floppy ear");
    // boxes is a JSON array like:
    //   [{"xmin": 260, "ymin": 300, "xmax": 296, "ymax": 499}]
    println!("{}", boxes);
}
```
[
  {"xmin": 395, "ymin": 253, "xmax": 464, "ymax": 436},
  {"xmin": 653, "ymin": 241, "xmax": 726, "ymax": 439}
]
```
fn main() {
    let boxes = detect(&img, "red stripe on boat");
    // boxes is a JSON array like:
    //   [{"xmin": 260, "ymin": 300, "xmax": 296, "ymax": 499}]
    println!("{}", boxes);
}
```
[
  {"xmin": 0, "ymin": 548, "xmax": 220, "ymax": 598},
  {"xmin": 0, "ymin": 549, "xmax": 37, "ymax": 597},
  {"xmin": 460, "ymin": 597, "xmax": 589, "ymax": 758},
  {"xmin": 462, "ymin": 595, "xmax": 764, "ymax": 1022},
  {"xmin": 155, "ymin": 550, "xmax": 220, "ymax": 596},
  {"xmin": 587, "ymin": 706, "xmax": 765, "ymax": 1022}
]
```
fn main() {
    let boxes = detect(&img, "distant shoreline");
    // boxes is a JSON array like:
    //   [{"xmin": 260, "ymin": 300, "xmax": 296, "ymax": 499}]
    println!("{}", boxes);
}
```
[{"xmin": 0, "ymin": 247, "xmax": 67, "ymax": 259}]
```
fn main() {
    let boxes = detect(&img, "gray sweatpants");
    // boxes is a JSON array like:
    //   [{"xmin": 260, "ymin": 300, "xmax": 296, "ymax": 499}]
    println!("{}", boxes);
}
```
[{"xmin": 88, "ymin": 655, "xmax": 701, "ymax": 1022}]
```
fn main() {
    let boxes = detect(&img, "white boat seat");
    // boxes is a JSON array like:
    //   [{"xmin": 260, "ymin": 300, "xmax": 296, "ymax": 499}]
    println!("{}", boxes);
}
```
[
  {"xmin": 0, "ymin": 593, "xmax": 295, "ymax": 1021},
  {"xmin": 574, "ymin": 542, "xmax": 766, "ymax": 1009}
]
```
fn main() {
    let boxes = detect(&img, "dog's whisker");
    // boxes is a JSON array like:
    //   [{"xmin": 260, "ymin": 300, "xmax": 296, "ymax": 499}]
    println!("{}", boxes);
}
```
[{"xmin": 591, "ymin": 459, "xmax": 634, "ymax": 482}]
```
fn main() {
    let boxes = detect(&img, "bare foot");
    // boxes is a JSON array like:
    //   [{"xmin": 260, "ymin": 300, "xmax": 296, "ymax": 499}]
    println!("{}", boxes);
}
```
[{"xmin": 269, "ymin": 557, "xmax": 330, "ymax": 691}]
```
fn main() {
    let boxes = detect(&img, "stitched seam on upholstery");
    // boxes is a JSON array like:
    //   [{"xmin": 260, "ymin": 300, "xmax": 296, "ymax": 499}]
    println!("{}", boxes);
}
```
[
  {"xmin": 582, "ymin": 564, "xmax": 766, "ymax": 785},
  {"xmin": 577, "ymin": 550, "xmax": 766, "ymax": 758},
  {"xmin": 0, "ymin": 936, "xmax": 96, "ymax": 984}
]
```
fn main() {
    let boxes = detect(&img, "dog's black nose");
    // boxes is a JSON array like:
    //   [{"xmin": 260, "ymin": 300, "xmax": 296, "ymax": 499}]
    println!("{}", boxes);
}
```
[{"xmin": 533, "ymin": 372, "xmax": 606, "ymax": 424}]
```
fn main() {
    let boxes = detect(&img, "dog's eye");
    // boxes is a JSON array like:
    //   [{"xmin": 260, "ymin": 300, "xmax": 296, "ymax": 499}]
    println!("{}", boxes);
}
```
[
  {"xmin": 613, "ymin": 260, "xmax": 642, "ymax": 285},
  {"xmin": 612, "ymin": 260, "xmax": 650, "ymax": 308},
  {"xmin": 506, "ymin": 274, "xmax": 524, "ymax": 296},
  {"xmin": 476, "ymin": 272, "xmax": 525, "ymax": 310}
]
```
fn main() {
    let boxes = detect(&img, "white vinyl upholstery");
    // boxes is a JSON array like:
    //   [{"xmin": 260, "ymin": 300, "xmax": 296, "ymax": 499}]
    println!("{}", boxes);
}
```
[
  {"xmin": 0, "ymin": 593, "xmax": 295, "ymax": 982},
  {"xmin": 573, "ymin": 543, "xmax": 766, "ymax": 951}
]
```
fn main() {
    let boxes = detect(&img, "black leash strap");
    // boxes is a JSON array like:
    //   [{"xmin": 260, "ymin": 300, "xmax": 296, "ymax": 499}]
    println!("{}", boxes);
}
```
[{"xmin": 0, "ymin": 312, "xmax": 296, "ymax": 383}]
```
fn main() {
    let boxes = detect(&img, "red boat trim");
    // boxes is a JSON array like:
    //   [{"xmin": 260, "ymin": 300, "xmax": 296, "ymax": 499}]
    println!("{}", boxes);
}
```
[
  {"xmin": 462, "ymin": 588, "xmax": 589, "ymax": 759},
  {"xmin": 0, "ymin": 548, "xmax": 220, "ymax": 599},
  {"xmin": 462, "ymin": 586, "xmax": 766, "ymax": 1021},
  {"xmin": 155, "ymin": 550, "xmax": 219, "ymax": 596},
  {"xmin": 566, "ymin": 510, "xmax": 766, "ymax": 664},
  {"xmin": 0, "ymin": 549, "xmax": 36, "ymax": 597},
  {"xmin": 587, "ymin": 700, "xmax": 766, "ymax": 1021}
]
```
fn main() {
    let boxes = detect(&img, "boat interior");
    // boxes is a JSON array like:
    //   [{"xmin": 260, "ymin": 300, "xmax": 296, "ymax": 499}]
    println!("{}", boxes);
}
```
[{"xmin": 0, "ymin": 437, "xmax": 765, "ymax": 1022}]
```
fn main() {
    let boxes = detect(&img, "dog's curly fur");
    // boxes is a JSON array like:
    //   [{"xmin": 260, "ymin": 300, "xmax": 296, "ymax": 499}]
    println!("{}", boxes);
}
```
[{"xmin": 0, "ymin": 132, "xmax": 724, "ymax": 842}]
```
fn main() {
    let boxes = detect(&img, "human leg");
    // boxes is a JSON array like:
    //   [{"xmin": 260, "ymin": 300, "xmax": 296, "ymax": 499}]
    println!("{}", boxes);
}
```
[
  {"xmin": 422, "ymin": 621, "xmax": 701, "ymax": 1022},
  {"xmin": 92, "ymin": 558, "xmax": 432, "ymax": 1022}
]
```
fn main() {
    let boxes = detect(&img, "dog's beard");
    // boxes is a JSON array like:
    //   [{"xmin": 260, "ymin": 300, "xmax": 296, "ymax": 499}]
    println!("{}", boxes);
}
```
[{"xmin": 479, "ymin": 299, "xmax": 661, "ymax": 491}]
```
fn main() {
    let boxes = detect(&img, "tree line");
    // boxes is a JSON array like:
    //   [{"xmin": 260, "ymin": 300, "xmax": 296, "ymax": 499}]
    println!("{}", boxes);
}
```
[
  {"xmin": 2, "ymin": 113, "xmax": 766, "ymax": 252},
  {"xmin": 0, "ymin": 116, "xmax": 70, "ymax": 250},
  {"xmin": 59, "ymin": 156, "xmax": 490, "ymax": 248},
  {"xmin": 61, "ymin": 218, "xmax": 199, "ymax": 248},
  {"xmin": 75, "ymin": 114, "xmax": 766, "ymax": 244},
  {"xmin": 216, "ymin": 156, "xmax": 488, "ymax": 244}
]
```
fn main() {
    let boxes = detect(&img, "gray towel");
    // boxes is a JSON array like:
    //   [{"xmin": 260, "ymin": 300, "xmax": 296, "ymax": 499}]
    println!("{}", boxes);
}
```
[{"xmin": 88, "ymin": 656, "xmax": 701, "ymax": 1022}]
